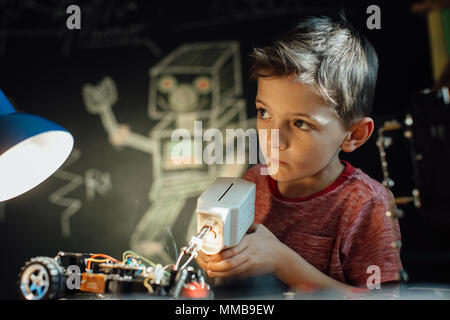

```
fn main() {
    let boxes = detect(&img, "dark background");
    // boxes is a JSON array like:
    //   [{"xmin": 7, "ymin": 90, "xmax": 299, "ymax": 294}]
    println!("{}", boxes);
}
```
[{"xmin": 1, "ymin": 0, "xmax": 449, "ymax": 299}]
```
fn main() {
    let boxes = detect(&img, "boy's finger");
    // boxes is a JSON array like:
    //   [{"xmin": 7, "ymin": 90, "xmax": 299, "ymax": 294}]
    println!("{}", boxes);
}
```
[
  {"xmin": 211, "ymin": 239, "xmax": 249, "ymax": 261},
  {"xmin": 208, "ymin": 252, "xmax": 248, "ymax": 272},
  {"xmin": 247, "ymin": 223, "xmax": 258, "ymax": 234},
  {"xmin": 197, "ymin": 250, "xmax": 210, "ymax": 260},
  {"xmin": 207, "ymin": 261, "xmax": 249, "ymax": 278},
  {"xmin": 194, "ymin": 256, "xmax": 206, "ymax": 269},
  {"xmin": 195, "ymin": 251, "xmax": 211, "ymax": 268}
]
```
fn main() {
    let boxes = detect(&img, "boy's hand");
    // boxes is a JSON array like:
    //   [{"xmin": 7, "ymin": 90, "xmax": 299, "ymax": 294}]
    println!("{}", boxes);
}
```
[{"xmin": 195, "ymin": 223, "xmax": 283, "ymax": 278}]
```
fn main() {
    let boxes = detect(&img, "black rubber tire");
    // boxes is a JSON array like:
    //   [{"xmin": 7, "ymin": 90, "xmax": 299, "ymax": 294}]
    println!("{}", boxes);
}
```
[{"xmin": 18, "ymin": 256, "xmax": 67, "ymax": 300}]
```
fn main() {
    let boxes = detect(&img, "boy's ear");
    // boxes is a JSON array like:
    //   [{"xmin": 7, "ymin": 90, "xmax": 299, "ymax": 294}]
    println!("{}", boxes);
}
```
[{"xmin": 340, "ymin": 117, "xmax": 374, "ymax": 153}]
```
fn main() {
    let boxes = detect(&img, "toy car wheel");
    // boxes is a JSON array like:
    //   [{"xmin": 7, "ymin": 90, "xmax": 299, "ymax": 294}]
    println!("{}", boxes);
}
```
[{"xmin": 18, "ymin": 257, "xmax": 66, "ymax": 300}]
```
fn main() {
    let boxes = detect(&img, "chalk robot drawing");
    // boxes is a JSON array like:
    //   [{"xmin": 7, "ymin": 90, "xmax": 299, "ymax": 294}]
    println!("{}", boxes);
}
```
[{"xmin": 82, "ymin": 41, "xmax": 253, "ymax": 264}]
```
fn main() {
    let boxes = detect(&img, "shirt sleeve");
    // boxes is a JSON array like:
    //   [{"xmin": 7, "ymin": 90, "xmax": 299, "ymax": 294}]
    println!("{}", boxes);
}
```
[{"xmin": 340, "ymin": 191, "xmax": 403, "ymax": 287}]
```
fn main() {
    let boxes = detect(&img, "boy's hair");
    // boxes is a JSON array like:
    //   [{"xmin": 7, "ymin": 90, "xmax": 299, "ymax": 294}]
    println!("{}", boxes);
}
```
[{"xmin": 249, "ymin": 14, "xmax": 378, "ymax": 129}]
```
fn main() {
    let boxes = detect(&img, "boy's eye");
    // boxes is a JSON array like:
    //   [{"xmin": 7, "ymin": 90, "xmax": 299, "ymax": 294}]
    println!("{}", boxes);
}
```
[
  {"xmin": 294, "ymin": 119, "xmax": 311, "ymax": 129},
  {"xmin": 294, "ymin": 119, "xmax": 304, "ymax": 128},
  {"xmin": 257, "ymin": 108, "xmax": 270, "ymax": 119}
]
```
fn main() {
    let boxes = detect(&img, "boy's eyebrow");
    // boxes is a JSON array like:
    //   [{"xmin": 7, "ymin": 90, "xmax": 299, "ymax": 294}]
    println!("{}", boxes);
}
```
[{"xmin": 255, "ymin": 98, "xmax": 318, "ymax": 122}]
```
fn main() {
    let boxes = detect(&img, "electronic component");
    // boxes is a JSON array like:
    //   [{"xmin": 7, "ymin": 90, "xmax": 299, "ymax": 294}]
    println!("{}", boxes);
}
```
[
  {"xmin": 174, "ymin": 224, "xmax": 213, "ymax": 271},
  {"xmin": 173, "ymin": 177, "xmax": 255, "ymax": 272},
  {"xmin": 196, "ymin": 177, "xmax": 256, "ymax": 255},
  {"xmin": 17, "ymin": 177, "xmax": 255, "ymax": 299},
  {"xmin": 80, "ymin": 273, "xmax": 106, "ymax": 294},
  {"xmin": 18, "ymin": 250, "xmax": 210, "ymax": 300}
]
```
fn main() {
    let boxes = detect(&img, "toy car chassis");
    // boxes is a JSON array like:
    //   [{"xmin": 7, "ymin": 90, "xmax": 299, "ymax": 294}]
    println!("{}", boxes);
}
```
[{"xmin": 18, "ymin": 251, "xmax": 211, "ymax": 300}]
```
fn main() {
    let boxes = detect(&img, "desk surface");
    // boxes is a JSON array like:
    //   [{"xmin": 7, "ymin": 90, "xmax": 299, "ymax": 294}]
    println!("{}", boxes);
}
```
[{"xmin": 61, "ymin": 281, "xmax": 450, "ymax": 300}]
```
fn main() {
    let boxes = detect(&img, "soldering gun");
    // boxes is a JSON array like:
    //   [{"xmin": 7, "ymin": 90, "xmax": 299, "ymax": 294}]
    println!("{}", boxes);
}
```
[{"xmin": 174, "ymin": 177, "xmax": 256, "ymax": 271}]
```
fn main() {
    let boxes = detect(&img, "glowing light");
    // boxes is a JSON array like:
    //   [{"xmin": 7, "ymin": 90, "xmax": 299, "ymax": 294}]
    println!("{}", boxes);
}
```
[{"xmin": 0, "ymin": 131, "xmax": 74, "ymax": 201}]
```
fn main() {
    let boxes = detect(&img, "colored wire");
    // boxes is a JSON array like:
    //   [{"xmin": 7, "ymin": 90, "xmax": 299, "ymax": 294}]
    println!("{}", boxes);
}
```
[
  {"xmin": 86, "ymin": 258, "xmax": 110, "ymax": 263},
  {"xmin": 143, "ymin": 276, "xmax": 154, "ymax": 293},
  {"xmin": 124, "ymin": 254, "xmax": 154, "ymax": 267},
  {"xmin": 86, "ymin": 254, "xmax": 120, "ymax": 271},
  {"xmin": 122, "ymin": 250, "xmax": 156, "ymax": 267},
  {"xmin": 121, "ymin": 250, "xmax": 171, "ymax": 276}
]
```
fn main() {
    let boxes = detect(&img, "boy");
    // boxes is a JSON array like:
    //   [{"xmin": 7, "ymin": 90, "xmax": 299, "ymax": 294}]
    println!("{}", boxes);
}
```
[{"xmin": 196, "ymin": 14, "xmax": 403, "ymax": 293}]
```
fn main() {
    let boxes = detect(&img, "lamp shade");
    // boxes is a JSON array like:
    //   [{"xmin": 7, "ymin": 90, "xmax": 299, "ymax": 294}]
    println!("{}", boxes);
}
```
[{"xmin": 0, "ymin": 89, "xmax": 74, "ymax": 201}]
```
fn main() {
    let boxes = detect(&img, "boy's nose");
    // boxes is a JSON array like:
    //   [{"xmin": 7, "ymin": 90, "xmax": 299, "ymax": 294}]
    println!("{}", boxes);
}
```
[
  {"xmin": 278, "ymin": 139, "xmax": 287, "ymax": 150},
  {"xmin": 268, "ymin": 128, "xmax": 288, "ymax": 151},
  {"xmin": 276, "ymin": 140, "xmax": 288, "ymax": 151}
]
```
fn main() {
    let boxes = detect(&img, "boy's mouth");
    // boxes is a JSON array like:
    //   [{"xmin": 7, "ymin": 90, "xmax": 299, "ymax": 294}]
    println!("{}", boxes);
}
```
[{"xmin": 270, "ymin": 158, "xmax": 287, "ymax": 166}]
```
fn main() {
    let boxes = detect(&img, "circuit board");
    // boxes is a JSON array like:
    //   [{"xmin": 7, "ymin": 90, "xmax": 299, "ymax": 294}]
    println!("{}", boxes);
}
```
[{"xmin": 18, "ymin": 250, "xmax": 211, "ymax": 300}]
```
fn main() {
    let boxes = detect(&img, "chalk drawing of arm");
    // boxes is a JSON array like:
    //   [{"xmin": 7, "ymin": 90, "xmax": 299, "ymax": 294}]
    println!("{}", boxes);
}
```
[{"xmin": 82, "ymin": 76, "xmax": 156, "ymax": 155}]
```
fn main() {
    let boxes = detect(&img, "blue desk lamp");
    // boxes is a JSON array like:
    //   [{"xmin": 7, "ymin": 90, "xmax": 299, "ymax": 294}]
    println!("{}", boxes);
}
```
[{"xmin": 0, "ymin": 89, "xmax": 74, "ymax": 201}]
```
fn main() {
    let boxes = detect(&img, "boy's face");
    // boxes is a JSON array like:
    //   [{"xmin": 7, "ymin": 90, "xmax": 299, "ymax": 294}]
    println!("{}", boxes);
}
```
[{"xmin": 256, "ymin": 74, "xmax": 348, "ymax": 183}]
